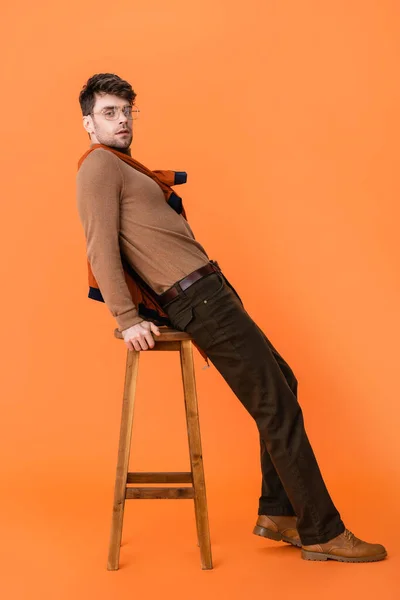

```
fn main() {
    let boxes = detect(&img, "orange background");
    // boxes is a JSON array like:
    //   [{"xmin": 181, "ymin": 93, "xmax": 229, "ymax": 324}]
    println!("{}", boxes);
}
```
[{"xmin": 1, "ymin": 0, "xmax": 399, "ymax": 596}]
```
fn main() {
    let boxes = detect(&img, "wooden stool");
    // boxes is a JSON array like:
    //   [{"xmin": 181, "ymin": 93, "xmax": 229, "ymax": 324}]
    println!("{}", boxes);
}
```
[{"xmin": 107, "ymin": 326, "xmax": 213, "ymax": 570}]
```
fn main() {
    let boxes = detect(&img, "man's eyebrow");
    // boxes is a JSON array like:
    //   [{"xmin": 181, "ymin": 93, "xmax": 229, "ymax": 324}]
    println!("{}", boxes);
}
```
[{"xmin": 99, "ymin": 104, "xmax": 131, "ymax": 109}]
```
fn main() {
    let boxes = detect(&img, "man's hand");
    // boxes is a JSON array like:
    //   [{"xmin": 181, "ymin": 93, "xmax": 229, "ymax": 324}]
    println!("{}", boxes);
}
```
[{"xmin": 121, "ymin": 320, "xmax": 161, "ymax": 351}]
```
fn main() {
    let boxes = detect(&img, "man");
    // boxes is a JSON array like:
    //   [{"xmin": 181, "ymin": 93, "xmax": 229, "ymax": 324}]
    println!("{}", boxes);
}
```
[{"xmin": 76, "ymin": 73, "xmax": 387, "ymax": 562}]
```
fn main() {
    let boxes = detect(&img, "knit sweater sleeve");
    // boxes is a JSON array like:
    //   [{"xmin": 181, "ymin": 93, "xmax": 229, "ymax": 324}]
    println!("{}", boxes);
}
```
[{"xmin": 76, "ymin": 148, "xmax": 144, "ymax": 331}]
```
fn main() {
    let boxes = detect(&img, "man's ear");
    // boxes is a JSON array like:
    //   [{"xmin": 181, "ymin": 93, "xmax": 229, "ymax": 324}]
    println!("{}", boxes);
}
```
[{"xmin": 83, "ymin": 115, "xmax": 93, "ymax": 139}]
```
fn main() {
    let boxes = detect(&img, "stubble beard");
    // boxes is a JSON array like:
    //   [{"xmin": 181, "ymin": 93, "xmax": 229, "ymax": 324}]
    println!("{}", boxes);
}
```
[{"xmin": 95, "ymin": 128, "xmax": 132, "ymax": 151}]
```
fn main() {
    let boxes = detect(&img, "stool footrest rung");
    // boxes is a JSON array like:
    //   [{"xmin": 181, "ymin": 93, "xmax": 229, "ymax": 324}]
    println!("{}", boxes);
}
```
[
  {"xmin": 127, "ymin": 471, "xmax": 193, "ymax": 484},
  {"xmin": 125, "ymin": 487, "xmax": 195, "ymax": 499}
]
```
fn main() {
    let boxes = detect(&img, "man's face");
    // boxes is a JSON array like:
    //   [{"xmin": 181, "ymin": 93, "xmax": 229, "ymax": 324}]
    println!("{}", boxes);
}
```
[{"xmin": 83, "ymin": 92, "xmax": 134, "ymax": 150}]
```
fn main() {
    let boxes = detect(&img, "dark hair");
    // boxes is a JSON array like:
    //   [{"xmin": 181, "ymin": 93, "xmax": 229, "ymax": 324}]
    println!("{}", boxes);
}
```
[{"xmin": 78, "ymin": 72, "xmax": 136, "ymax": 116}]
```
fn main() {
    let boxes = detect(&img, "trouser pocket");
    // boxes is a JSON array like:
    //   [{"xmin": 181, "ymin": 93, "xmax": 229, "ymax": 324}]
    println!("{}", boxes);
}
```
[{"xmin": 169, "ymin": 305, "xmax": 195, "ymax": 331}]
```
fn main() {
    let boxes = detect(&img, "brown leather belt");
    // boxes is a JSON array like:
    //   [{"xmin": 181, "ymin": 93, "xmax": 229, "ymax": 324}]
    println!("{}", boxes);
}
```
[{"xmin": 157, "ymin": 260, "xmax": 221, "ymax": 308}]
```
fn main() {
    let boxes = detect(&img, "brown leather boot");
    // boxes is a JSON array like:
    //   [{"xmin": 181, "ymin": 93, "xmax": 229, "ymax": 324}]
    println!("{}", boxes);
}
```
[
  {"xmin": 253, "ymin": 514, "xmax": 301, "ymax": 547},
  {"xmin": 301, "ymin": 528, "xmax": 387, "ymax": 562}
]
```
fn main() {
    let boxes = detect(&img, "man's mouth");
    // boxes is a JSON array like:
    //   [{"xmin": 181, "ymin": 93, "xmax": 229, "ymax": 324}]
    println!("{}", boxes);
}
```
[{"xmin": 116, "ymin": 130, "xmax": 129, "ymax": 135}]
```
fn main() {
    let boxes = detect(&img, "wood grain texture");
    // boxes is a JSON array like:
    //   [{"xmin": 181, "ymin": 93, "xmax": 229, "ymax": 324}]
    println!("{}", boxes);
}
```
[{"xmin": 107, "ymin": 329, "xmax": 213, "ymax": 570}]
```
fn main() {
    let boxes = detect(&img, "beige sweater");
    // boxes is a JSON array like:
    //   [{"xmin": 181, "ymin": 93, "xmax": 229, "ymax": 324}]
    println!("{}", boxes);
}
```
[{"xmin": 76, "ymin": 147, "xmax": 210, "ymax": 331}]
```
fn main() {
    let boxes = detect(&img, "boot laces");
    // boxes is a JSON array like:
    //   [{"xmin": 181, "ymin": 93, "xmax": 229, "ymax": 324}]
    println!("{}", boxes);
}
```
[{"xmin": 343, "ymin": 528, "xmax": 357, "ymax": 544}]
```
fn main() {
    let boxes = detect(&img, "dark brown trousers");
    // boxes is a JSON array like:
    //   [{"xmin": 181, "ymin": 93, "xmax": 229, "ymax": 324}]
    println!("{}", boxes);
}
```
[{"xmin": 162, "ymin": 269, "xmax": 345, "ymax": 545}]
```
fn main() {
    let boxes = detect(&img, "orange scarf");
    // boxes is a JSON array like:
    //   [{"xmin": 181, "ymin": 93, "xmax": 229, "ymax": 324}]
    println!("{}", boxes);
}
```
[{"xmin": 77, "ymin": 143, "xmax": 210, "ymax": 367}]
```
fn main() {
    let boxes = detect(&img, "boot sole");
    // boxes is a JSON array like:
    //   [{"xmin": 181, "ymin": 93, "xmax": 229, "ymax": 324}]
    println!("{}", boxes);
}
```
[
  {"xmin": 253, "ymin": 524, "xmax": 302, "ymax": 548},
  {"xmin": 301, "ymin": 549, "xmax": 388, "ymax": 562}
]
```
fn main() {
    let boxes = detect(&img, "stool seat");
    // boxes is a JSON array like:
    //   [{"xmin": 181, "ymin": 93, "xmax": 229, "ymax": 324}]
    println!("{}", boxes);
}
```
[
  {"xmin": 114, "ymin": 325, "xmax": 192, "ymax": 341},
  {"xmin": 107, "ymin": 324, "xmax": 213, "ymax": 571}
]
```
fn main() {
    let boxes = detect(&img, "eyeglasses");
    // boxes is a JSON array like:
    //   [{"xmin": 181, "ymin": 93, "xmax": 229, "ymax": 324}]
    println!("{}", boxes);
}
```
[{"xmin": 90, "ymin": 105, "xmax": 140, "ymax": 120}]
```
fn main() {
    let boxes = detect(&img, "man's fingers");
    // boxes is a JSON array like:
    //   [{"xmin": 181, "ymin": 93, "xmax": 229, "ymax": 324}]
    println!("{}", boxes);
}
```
[
  {"xmin": 140, "ymin": 337, "xmax": 149, "ymax": 350},
  {"xmin": 132, "ymin": 339, "xmax": 141, "ymax": 351},
  {"xmin": 144, "ymin": 332, "xmax": 156, "ymax": 349},
  {"xmin": 150, "ymin": 322, "xmax": 161, "ymax": 335},
  {"xmin": 130, "ymin": 334, "xmax": 156, "ymax": 351},
  {"xmin": 123, "ymin": 321, "xmax": 161, "ymax": 351}
]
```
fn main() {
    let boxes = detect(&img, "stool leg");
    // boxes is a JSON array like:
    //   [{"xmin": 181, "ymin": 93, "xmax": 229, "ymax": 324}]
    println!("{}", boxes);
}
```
[
  {"xmin": 193, "ymin": 485, "xmax": 200, "ymax": 548},
  {"xmin": 180, "ymin": 340, "xmax": 213, "ymax": 570},
  {"xmin": 107, "ymin": 349, "xmax": 140, "ymax": 570}
]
